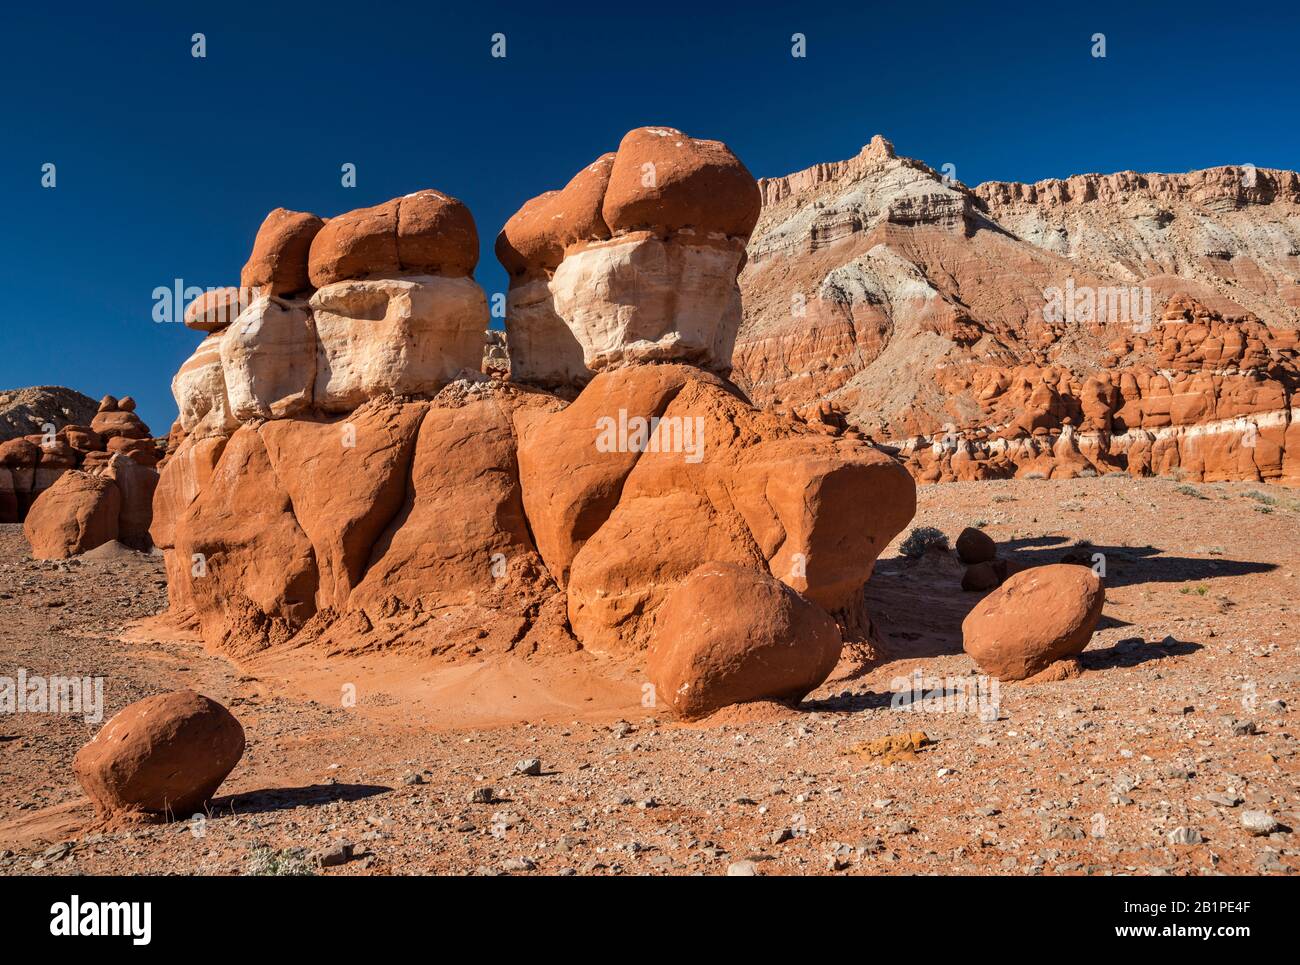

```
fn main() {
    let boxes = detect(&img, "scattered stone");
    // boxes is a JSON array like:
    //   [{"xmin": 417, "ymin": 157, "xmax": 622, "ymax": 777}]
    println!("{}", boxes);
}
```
[
  {"xmin": 513, "ymin": 758, "xmax": 542, "ymax": 777},
  {"xmin": 1241, "ymin": 811, "xmax": 1280, "ymax": 836},
  {"xmin": 315, "ymin": 842, "xmax": 354, "ymax": 868},
  {"xmin": 1167, "ymin": 827, "xmax": 1203, "ymax": 846}
]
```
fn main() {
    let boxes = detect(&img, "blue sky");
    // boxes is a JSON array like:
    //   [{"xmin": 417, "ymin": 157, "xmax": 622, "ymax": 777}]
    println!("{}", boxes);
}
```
[{"xmin": 3, "ymin": 0, "xmax": 1297, "ymax": 434}]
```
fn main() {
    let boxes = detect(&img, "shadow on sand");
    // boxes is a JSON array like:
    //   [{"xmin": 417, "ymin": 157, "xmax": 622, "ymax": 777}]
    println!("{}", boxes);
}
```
[{"xmin": 210, "ymin": 783, "xmax": 391, "ymax": 817}]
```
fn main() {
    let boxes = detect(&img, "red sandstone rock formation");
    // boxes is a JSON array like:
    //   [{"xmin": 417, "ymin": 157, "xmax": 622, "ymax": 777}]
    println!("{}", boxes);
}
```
[
  {"xmin": 8, "ymin": 392, "xmax": 165, "ymax": 551},
  {"xmin": 153, "ymin": 131, "xmax": 917, "ymax": 720},
  {"xmin": 497, "ymin": 126, "xmax": 761, "ymax": 386},
  {"xmin": 733, "ymin": 139, "xmax": 1300, "ymax": 485},
  {"xmin": 23, "ymin": 471, "xmax": 121, "ymax": 558}
]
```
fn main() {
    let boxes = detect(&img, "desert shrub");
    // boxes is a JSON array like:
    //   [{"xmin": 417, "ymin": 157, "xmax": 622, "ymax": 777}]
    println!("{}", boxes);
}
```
[
  {"xmin": 246, "ymin": 846, "xmax": 316, "ymax": 877},
  {"xmin": 900, "ymin": 526, "xmax": 949, "ymax": 558},
  {"xmin": 1174, "ymin": 484, "xmax": 1206, "ymax": 499}
]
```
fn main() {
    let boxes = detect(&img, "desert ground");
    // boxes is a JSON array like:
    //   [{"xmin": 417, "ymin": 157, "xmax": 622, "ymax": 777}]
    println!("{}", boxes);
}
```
[{"xmin": 1, "ymin": 475, "xmax": 1296, "ymax": 876}]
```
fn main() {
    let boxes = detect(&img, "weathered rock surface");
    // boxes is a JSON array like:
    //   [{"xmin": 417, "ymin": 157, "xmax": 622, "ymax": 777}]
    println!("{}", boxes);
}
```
[
  {"xmin": 308, "ymin": 190, "xmax": 478, "ymax": 288},
  {"xmin": 565, "ymin": 366, "xmax": 916, "ymax": 652},
  {"xmin": 73, "ymin": 690, "xmax": 245, "ymax": 821},
  {"xmin": 962, "ymin": 564, "xmax": 1105, "ymax": 680},
  {"xmin": 646, "ymin": 561, "xmax": 842, "ymax": 719},
  {"xmin": 498, "ymin": 126, "xmax": 761, "ymax": 383},
  {"xmin": 260, "ymin": 400, "xmax": 425, "ymax": 610},
  {"xmin": 104, "ymin": 452, "xmax": 159, "ymax": 551},
  {"xmin": 310, "ymin": 276, "xmax": 486, "ymax": 411},
  {"xmin": 514, "ymin": 363, "xmax": 710, "ymax": 587},
  {"xmin": 241, "ymin": 208, "xmax": 324, "ymax": 296},
  {"xmin": 183, "ymin": 287, "xmax": 251, "ymax": 333},
  {"xmin": 956, "ymin": 526, "xmax": 996, "ymax": 564},
  {"xmin": 220, "ymin": 295, "xmax": 316, "ymax": 421},
  {"xmin": 173, "ymin": 425, "xmax": 319, "ymax": 655}
]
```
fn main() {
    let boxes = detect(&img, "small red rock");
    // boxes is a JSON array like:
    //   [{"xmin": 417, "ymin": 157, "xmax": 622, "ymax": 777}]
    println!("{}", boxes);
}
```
[{"xmin": 956, "ymin": 526, "xmax": 996, "ymax": 564}]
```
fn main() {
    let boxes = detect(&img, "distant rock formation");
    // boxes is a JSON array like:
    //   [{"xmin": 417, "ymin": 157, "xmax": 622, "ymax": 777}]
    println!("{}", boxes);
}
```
[
  {"xmin": 4, "ymin": 392, "xmax": 164, "ymax": 541},
  {"xmin": 733, "ymin": 138, "xmax": 1300, "ymax": 485},
  {"xmin": 0, "ymin": 386, "xmax": 99, "ymax": 441}
]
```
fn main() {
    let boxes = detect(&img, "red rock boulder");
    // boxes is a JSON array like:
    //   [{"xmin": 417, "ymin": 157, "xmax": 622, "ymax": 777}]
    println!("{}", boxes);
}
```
[
  {"xmin": 646, "ymin": 562, "xmax": 842, "ymax": 719},
  {"xmin": 183, "ymin": 287, "xmax": 252, "ymax": 333},
  {"xmin": 73, "ymin": 690, "xmax": 245, "ymax": 821},
  {"xmin": 241, "ymin": 207, "xmax": 325, "ymax": 296},
  {"xmin": 602, "ymin": 127, "xmax": 762, "ymax": 241},
  {"xmin": 308, "ymin": 190, "xmax": 478, "ymax": 287},
  {"xmin": 23, "ymin": 471, "xmax": 121, "ymax": 559},
  {"xmin": 962, "ymin": 564, "xmax": 1105, "ymax": 680}
]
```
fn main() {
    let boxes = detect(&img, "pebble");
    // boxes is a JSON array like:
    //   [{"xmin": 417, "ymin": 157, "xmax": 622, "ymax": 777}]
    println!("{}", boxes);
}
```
[
  {"xmin": 1240, "ymin": 810, "xmax": 1279, "ymax": 836},
  {"xmin": 315, "ymin": 842, "xmax": 354, "ymax": 868},
  {"xmin": 1167, "ymin": 827, "xmax": 1203, "ymax": 845}
]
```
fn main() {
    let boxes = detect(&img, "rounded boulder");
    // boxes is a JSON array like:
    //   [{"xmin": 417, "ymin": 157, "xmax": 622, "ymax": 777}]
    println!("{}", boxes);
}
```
[
  {"xmin": 646, "ymin": 562, "xmax": 843, "ymax": 719},
  {"xmin": 241, "ymin": 207, "xmax": 325, "ymax": 296},
  {"xmin": 955, "ymin": 526, "xmax": 996, "ymax": 564},
  {"xmin": 73, "ymin": 690, "xmax": 245, "ymax": 821},
  {"xmin": 308, "ymin": 190, "xmax": 478, "ymax": 287},
  {"xmin": 23, "ymin": 471, "xmax": 121, "ymax": 559},
  {"xmin": 962, "ymin": 564, "xmax": 1104, "ymax": 680},
  {"xmin": 602, "ymin": 126, "xmax": 761, "ymax": 241}
]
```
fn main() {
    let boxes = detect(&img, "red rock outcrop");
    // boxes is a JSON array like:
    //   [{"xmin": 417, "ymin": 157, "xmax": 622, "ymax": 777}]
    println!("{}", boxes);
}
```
[
  {"xmin": 12, "ymin": 393, "xmax": 165, "ymax": 550},
  {"xmin": 498, "ymin": 126, "xmax": 761, "ymax": 385},
  {"xmin": 307, "ymin": 190, "xmax": 478, "ymax": 288},
  {"xmin": 242, "ymin": 208, "xmax": 325, "ymax": 297},
  {"xmin": 73, "ymin": 690, "xmax": 245, "ymax": 821},
  {"xmin": 154, "ymin": 130, "xmax": 917, "ymax": 721}
]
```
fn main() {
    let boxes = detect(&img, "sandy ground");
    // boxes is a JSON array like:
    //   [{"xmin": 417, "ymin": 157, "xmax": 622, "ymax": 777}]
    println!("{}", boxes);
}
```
[{"xmin": 0, "ymin": 474, "xmax": 1297, "ymax": 876}]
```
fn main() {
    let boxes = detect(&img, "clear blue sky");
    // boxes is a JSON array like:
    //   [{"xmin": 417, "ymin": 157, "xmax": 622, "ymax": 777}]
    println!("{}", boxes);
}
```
[{"xmin": 3, "ymin": 0, "xmax": 1297, "ymax": 434}]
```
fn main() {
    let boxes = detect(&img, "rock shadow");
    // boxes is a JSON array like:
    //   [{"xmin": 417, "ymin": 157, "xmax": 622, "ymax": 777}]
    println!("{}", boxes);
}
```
[{"xmin": 209, "ymin": 783, "xmax": 391, "ymax": 817}]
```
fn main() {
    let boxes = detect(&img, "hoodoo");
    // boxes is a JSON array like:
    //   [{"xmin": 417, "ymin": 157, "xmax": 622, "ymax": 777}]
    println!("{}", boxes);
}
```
[{"xmin": 152, "ymin": 126, "xmax": 917, "ymax": 717}]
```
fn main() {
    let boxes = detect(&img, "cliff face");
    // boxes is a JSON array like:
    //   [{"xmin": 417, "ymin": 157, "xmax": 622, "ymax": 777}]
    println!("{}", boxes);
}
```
[{"xmin": 733, "ymin": 139, "xmax": 1300, "ymax": 484}]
